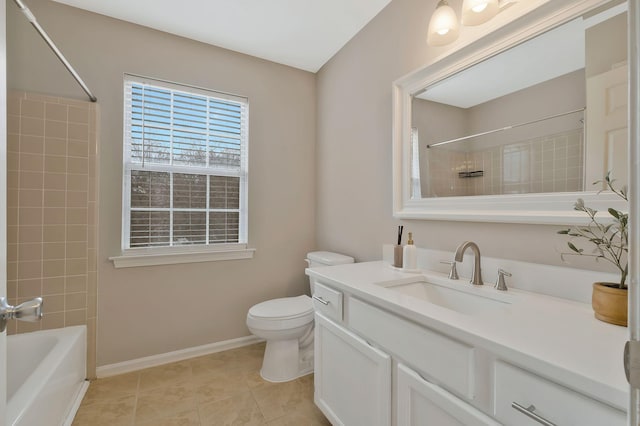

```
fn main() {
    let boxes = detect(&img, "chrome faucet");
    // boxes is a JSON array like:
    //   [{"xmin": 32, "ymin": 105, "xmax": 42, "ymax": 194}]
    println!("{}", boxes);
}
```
[{"xmin": 454, "ymin": 241, "xmax": 484, "ymax": 285}]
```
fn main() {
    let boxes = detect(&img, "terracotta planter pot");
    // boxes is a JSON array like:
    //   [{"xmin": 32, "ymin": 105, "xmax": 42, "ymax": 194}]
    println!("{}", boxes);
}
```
[{"xmin": 592, "ymin": 282, "xmax": 628, "ymax": 326}]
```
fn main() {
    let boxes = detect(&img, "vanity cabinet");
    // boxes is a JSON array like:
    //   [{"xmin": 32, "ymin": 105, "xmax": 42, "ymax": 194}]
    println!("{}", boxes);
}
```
[
  {"xmin": 314, "ymin": 312, "xmax": 391, "ymax": 426},
  {"xmin": 311, "ymin": 278, "xmax": 626, "ymax": 426}
]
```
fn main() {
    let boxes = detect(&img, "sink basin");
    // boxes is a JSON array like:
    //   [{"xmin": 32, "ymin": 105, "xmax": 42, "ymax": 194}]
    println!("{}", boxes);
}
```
[{"xmin": 383, "ymin": 280, "xmax": 509, "ymax": 316}]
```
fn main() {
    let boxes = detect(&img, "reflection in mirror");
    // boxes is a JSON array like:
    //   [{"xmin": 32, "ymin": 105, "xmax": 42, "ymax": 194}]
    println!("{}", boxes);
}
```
[{"xmin": 410, "ymin": 3, "xmax": 628, "ymax": 199}]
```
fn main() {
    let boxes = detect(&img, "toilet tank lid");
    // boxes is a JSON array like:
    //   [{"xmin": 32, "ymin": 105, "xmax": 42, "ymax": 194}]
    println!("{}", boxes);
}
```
[{"xmin": 307, "ymin": 251, "xmax": 354, "ymax": 265}]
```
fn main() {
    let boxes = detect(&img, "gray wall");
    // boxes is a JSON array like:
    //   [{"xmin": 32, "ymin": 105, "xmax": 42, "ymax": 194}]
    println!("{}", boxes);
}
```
[
  {"xmin": 8, "ymin": 0, "xmax": 316, "ymax": 366},
  {"xmin": 315, "ymin": 0, "xmax": 616, "ymax": 269},
  {"xmin": 586, "ymin": 12, "xmax": 627, "ymax": 78}
]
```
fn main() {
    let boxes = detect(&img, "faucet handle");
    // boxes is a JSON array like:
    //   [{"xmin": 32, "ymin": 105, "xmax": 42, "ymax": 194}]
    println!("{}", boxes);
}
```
[
  {"xmin": 440, "ymin": 260, "xmax": 459, "ymax": 280},
  {"xmin": 495, "ymin": 269, "xmax": 512, "ymax": 291}
]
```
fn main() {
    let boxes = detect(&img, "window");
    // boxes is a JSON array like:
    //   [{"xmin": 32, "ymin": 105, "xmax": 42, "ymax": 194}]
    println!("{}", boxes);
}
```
[{"xmin": 119, "ymin": 75, "xmax": 249, "ymax": 263}]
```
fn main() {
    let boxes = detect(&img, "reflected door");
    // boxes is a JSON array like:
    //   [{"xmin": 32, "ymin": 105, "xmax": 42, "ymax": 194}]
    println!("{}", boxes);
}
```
[{"xmin": 586, "ymin": 64, "xmax": 628, "ymax": 188}]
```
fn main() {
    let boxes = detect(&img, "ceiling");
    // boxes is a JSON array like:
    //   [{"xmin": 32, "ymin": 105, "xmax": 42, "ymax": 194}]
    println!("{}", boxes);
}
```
[{"xmin": 50, "ymin": 0, "xmax": 391, "ymax": 73}]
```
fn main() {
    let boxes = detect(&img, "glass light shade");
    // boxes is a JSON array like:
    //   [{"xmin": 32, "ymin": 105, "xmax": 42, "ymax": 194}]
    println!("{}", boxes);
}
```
[
  {"xmin": 427, "ymin": 1, "xmax": 460, "ymax": 46},
  {"xmin": 461, "ymin": 0, "xmax": 499, "ymax": 26}
]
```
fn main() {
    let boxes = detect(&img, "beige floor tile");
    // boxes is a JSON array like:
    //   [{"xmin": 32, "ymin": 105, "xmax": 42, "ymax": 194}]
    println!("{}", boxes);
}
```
[
  {"xmin": 81, "ymin": 372, "xmax": 140, "ymax": 406},
  {"xmin": 135, "ymin": 382, "xmax": 198, "ymax": 423},
  {"xmin": 251, "ymin": 380, "xmax": 315, "ymax": 422},
  {"xmin": 265, "ymin": 405, "xmax": 331, "ymax": 426},
  {"xmin": 73, "ymin": 343, "xmax": 326, "ymax": 426},
  {"xmin": 138, "ymin": 360, "xmax": 193, "ymax": 392},
  {"xmin": 193, "ymin": 368, "xmax": 252, "ymax": 405},
  {"xmin": 190, "ymin": 345, "xmax": 264, "ymax": 378},
  {"xmin": 297, "ymin": 374, "xmax": 314, "ymax": 395},
  {"xmin": 245, "ymin": 370, "xmax": 269, "ymax": 389},
  {"xmin": 134, "ymin": 408, "xmax": 201, "ymax": 426},
  {"xmin": 72, "ymin": 394, "xmax": 136, "ymax": 426},
  {"xmin": 198, "ymin": 392, "xmax": 264, "ymax": 426}
]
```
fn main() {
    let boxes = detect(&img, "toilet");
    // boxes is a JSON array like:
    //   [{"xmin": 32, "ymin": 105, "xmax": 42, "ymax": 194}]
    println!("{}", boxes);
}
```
[{"xmin": 246, "ymin": 251, "xmax": 354, "ymax": 382}]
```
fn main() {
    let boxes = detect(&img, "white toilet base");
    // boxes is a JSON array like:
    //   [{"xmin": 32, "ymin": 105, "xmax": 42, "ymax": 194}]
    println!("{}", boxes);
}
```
[{"xmin": 260, "ymin": 338, "xmax": 314, "ymax": 383}]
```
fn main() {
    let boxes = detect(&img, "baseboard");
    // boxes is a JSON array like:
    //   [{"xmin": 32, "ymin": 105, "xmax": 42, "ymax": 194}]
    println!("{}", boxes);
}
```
[{"xmin": 96, "ymin": 335, "xmax": 263, "ymax": 378}]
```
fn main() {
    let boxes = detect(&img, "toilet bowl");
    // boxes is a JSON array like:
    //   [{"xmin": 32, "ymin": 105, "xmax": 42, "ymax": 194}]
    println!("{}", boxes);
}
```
[
  {"xmin": 247, "ymin": 251, "xmax": 354, "ymax": 382},
  {"xmin": 247, "ymin": 295, "xmax": 314, "ymax": 382}
]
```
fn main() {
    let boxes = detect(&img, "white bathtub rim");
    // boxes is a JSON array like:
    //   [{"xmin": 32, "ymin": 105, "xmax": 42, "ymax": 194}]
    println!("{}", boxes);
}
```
[
  {"xmin": 7, "ymin": 326, "xmax": 86, "ymax": 426},
  {"xmin": 96, "ymin": 334, "xmax": 263, "ymax": 378},
  {"xmin": 62, "ymin": 380, "xmax": 89, "ymax": 426}
]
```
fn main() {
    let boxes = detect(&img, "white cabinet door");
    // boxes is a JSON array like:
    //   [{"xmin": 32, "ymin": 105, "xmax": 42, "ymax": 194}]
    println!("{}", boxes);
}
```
[
  {"xmin": 397, "ymin": 364, "xmax": 499, "ymax": 426},
  {"xmin": 314, "ymin": 313, "xmax": 391, "ymax": 426}
]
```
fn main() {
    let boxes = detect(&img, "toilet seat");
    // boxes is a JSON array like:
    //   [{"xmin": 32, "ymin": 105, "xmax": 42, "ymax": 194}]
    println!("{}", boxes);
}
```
[{"xmin": 247, "ymin": 295, "xmax": 313, "ymax": 331}]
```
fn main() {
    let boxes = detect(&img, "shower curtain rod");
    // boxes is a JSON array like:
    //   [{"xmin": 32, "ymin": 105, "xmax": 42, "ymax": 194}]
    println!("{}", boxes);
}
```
[
  {"xmin": 426, "ymin": 107, "xmax": 586, "ymax": 149},
  {"xmin": 13, "ymin": 0, "xmax": 97, "ymax": 102}
]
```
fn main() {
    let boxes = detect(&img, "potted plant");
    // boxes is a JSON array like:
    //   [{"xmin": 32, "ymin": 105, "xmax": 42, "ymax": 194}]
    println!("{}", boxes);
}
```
[{"xmin": 558, "ymin": 173, "xmax": 628, "ymax": 326}]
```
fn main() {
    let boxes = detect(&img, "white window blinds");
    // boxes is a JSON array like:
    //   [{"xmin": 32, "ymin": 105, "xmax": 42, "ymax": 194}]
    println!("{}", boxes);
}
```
[{"xmin": 123, "ymin": 75, "xmax": 248, "ymax": 250}]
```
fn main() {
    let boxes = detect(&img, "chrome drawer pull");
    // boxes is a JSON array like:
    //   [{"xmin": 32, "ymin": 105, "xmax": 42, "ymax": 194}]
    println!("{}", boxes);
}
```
[
  {"xmin": 312, "ymin": 295, "xmax": 330, "ymax": 305},
  {"xmin": 511, "ymin": 402, "xmax": 557, "ymax": 426}
]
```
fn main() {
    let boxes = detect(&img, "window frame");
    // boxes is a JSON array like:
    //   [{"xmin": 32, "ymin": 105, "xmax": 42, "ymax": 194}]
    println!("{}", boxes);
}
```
[{"xmin": 112, "ymin": 74, "xmax": 253, "ymax": 267}]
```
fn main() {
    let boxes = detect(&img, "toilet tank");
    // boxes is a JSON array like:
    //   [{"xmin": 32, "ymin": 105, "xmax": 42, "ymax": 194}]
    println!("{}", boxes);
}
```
[
  {"xmin": 306, "ymin": 251, "xmax": 354, "ymax": 268},
  {"xmin": 306, "ymin": 251, "xmax": 354, "ymax": 293}
]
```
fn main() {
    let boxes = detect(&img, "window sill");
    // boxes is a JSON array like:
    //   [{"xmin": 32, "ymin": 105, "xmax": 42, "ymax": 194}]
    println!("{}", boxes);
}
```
[{"xmin": 109, "ymin": 247, "xmax": 255, "ymax": 268}]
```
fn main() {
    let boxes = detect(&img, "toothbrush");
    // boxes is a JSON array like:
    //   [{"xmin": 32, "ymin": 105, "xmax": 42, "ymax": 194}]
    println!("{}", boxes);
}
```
[{"xmin": 397, "ymin": 225, "xmax": 403, "ymax": 245}]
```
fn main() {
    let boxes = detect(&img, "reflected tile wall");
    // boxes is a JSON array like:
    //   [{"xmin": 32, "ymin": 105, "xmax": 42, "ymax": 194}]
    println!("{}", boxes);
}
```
[
  {"xmin": 7, "ymin": 91, "xmax": 99, "ymax": 378},
  {"xmin": 426, "ymin": 129, "xmax": 583, "ymax": 197},
  {"xmin": 426, "ymin": 149, "xmax": 469, "ymax": 197}
]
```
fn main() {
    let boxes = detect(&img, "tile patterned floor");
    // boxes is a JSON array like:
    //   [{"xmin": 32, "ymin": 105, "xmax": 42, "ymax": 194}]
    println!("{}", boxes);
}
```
[{"xmin": 72, "ymin": 343, "xmax": 331, "ymax": 426}]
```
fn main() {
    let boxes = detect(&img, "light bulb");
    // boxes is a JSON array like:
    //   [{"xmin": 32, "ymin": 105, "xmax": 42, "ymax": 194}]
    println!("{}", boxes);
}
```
[
  {"xmin": 462, "ymin": 0, "xmax": 499, "ymax": 26},
  {"xmin": 427, "ymin": 0, "xmax": 459, "ymax": 46}
]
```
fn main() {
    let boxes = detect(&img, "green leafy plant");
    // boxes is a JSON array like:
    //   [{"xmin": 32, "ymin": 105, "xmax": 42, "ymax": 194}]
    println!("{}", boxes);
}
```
[{"xmin": 557, "ymin": 173, "xmax": 628, "ymax": 289}]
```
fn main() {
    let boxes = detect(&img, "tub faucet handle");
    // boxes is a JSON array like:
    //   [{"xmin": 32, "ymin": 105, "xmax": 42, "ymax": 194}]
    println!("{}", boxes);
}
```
[{"xmin": 0, "ymin": 296, "xmax": 43, "ymax": 332}]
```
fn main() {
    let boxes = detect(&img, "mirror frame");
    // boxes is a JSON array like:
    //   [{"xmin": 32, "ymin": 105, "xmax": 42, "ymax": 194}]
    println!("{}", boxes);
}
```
[{"xmin": 392, "ymin": 0, "xmax": 628, "ymax": 225}]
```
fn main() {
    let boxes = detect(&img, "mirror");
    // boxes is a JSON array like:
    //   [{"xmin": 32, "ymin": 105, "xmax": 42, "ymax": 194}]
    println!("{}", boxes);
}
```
[{"xmin": 393, "ymin": 0, "xmax": 629, "ymax": 223}]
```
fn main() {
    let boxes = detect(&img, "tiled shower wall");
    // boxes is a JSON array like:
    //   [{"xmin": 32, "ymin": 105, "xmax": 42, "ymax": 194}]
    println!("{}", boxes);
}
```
[
  {"xmin": 424, "ymin": 129, "xmax": 584, "ymax": 197},
  {"xmin": 6, "ymin": 91, "xmax": 98, "ymax": 378}
]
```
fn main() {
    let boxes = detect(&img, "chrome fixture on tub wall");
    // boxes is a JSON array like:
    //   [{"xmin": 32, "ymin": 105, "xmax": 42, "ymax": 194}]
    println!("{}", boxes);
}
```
[{"xmin": 0, "ymin": 297, "xmax": 43, "ymax": 332}]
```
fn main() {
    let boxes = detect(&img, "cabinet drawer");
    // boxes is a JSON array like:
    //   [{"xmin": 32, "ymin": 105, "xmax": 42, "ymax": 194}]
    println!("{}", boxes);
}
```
[
  {"xmin": 397, "ymin": 364, "xmax": 499, "ymax": 426},
  {"xmin": 349, "ymin": 298, "xmax": 475, "ymax": 400},
  {"xmin": 494, "ymin": 361, "xmax": 625, "ymax": 426},
  {"xmin": 312, "ymin": 281, "xmax": 343, "ymax": 322}
]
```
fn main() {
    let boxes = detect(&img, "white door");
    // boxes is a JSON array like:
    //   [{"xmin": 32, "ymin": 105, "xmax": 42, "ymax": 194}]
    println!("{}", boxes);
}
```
[
  {"xmin": 585, "ymin": 64, "xmax": 628, "ymax": 188},
  {"xmin": 397, "ymin": 364, "xmax": 499, "ymax": 426},
  {"xmin": 314, "ymin": 313, "xmax": 391, "ymax": 426},
  {"xmin": 0, "ymin": 0, "xmax": 8, "ymax": 422}
]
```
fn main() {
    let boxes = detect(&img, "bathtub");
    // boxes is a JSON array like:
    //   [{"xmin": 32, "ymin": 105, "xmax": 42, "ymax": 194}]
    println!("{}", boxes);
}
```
[{"xmin": 7, "ymin": 326, "xmax": 88, "ymax": 426}]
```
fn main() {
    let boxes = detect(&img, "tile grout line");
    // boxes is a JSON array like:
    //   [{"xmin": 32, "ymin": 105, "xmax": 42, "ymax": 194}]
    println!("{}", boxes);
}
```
[{"xmin": 131, "ymin": 372, "xmax": 141, "ymax": 426}]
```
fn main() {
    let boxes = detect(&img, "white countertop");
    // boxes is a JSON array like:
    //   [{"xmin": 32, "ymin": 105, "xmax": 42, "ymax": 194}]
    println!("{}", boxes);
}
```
[{"xmin": 306, "ymin": 261, "xmax": 629, "ymax": 411}]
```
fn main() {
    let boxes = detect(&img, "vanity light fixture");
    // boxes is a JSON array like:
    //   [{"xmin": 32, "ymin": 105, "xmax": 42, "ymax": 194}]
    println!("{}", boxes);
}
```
[
  {"xmin": 461, "ymin": 0, "xmax": 499, "ymax": 26},
  {"xmin": 427, "ymin": 0, "xmax": 518, "ymax": 46},
  {"xmin": 427, "ymin": 0, "xmax": 460, "ymax": 46}
]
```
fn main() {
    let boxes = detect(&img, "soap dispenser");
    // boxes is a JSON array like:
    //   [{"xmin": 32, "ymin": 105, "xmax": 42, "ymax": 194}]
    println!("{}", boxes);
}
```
[{"xmin": 403, "ymin": 233, "xmax": 417, "ymax": 270}]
